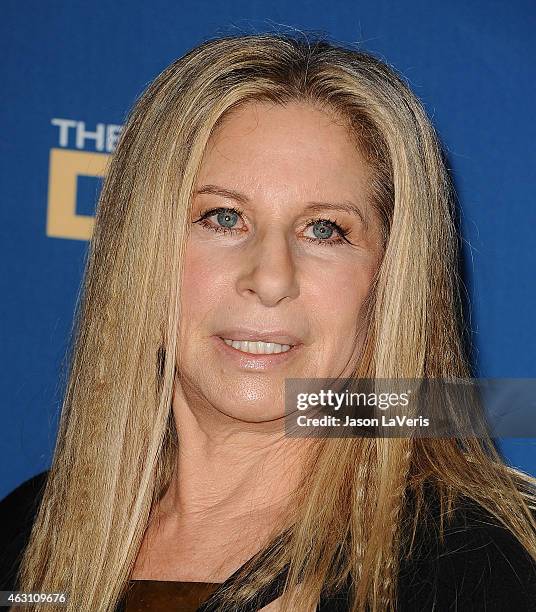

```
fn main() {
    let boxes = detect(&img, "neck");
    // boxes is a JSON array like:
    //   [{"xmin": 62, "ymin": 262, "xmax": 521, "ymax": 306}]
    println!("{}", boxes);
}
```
[{"xmin": 158, "ymin": 381, "xmax": 313, "ymax": 525}]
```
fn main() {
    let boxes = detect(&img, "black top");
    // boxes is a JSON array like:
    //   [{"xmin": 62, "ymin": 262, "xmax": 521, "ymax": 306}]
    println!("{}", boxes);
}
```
[{"xmin": 1, "ymin": 470, "xmax": 536, "ymax": 611}]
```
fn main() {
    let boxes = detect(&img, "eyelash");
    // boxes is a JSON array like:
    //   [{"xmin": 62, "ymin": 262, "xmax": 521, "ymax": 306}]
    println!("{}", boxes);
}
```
[{"xmin": 193, "ymin": 206, "xmax": 352, "ymax": 246}]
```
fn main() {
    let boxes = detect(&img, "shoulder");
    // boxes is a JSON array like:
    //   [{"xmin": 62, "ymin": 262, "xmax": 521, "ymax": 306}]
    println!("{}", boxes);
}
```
[
  {"xmin": 0, "ymin": 470, "xmax": 50, "ymax": 590},
  {"xmin": 398, "ymin": 494, "xmax": 536, "ymax": 610}
]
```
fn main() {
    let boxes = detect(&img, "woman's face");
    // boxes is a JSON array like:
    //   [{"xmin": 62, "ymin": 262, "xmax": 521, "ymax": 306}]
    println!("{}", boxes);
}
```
[{"xmin": 177, "ymin": 100, "xmax": 383, "ymax": 423}]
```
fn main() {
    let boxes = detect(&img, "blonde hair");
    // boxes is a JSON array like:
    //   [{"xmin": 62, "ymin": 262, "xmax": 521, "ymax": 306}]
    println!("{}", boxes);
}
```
[{"xmin": 15, "ymin": 32, "xmax": 536, "ymax": 611}]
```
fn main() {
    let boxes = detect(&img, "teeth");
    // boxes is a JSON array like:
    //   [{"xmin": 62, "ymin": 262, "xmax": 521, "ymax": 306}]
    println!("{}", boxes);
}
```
[{"xmin": 222, "ymin": 338, "xmax": 292, "ymax": 354}]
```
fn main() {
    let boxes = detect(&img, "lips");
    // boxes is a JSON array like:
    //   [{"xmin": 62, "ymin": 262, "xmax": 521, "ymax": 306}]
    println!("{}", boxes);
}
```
[
  {"xmin": 211, "ymin": 326, "xmax": 305, "ymax": 370},
  {"xmin": 215, "ymin": 327, "xmax": 303, "ymax": 347},
  {"xmin": 222, "ymin": 338, "xmax": 292, "ymax": 354},
  {"xmin": 212, "ymin": 335, "xmax": 301, "ymax": 369}
]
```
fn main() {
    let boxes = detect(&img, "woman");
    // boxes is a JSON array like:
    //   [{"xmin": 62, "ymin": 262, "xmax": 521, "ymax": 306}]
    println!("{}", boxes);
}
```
[{"xmin": 2, "ymin": 32, "xmax": 536, "ymax": 611}]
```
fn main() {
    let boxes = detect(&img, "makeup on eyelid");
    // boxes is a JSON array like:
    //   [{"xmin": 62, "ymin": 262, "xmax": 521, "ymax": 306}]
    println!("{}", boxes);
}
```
[
  {"xmin": 192, "ymin": 206, "xmax": 356, "ymax": 246},
  {"xmin": 193, "ymin": 184, "xmax": 367, "ymax": 225}
]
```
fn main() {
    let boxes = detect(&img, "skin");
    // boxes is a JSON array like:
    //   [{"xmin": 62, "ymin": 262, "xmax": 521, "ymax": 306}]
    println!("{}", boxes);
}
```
[{"xmin": 131, "ymin": 101, "xmax": 384, "ymax": 608}]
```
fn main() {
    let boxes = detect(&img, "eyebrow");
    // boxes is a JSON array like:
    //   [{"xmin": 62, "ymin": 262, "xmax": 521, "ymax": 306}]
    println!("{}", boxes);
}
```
[{"xmin": 194, "ymin": 184, "xmax": 367, "ymax": 227}]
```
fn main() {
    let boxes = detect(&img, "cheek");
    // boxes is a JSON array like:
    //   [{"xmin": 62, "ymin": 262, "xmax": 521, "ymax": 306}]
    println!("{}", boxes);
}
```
[
  {"xmin": 180, "ymin": 241, "xmax": 230, "ymax": 316},
  {"xmin": 179, "ymin": 247, "xmax": 220, "ymax": 343},
  {"xmin": 305, "ymin": 259, "xmax": 376, "ymax": 331}
]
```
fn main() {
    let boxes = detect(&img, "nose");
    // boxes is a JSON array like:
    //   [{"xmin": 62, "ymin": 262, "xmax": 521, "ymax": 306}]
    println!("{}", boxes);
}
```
[{"xmin": 236, "ymin": 230, "xmax": 300, "ymax": 307}]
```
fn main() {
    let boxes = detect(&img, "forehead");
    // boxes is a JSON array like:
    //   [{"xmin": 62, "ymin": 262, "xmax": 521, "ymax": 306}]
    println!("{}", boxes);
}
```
[{"xmin": 196, "ymin": 100, "xmax": 370, "ymax": 204}]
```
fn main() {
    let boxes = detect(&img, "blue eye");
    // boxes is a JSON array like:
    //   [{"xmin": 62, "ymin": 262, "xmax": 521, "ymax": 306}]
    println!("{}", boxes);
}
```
[
  {"xmin": 303, "ymin": 218, "xmax": 352, "ymax": 246},
  {"xmin": 193, "ymin": 207, "xmax": 352, "ymax": 246},
  {"xmin": 216, "ymin": 210, "xmax": 239, "ymax": 228},
  {"xmin": 311, "ymin": 220, "xmax": 334, "ymax": 240},
  {"xmin": 194, "ymin": 207, "xmax": 245, "ymax": 235}
]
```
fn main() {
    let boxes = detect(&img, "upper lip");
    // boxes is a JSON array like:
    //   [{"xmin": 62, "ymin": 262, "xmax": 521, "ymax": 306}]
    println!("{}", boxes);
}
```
[{"xmin": 216, "ymin": 327, "xmax": 303, "ymax": 346}]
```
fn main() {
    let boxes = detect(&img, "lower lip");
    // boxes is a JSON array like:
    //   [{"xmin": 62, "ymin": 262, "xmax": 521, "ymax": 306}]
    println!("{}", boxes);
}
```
[{"xmin": 212, "ymin": 336, "xmax": 302, "ymax": 370}]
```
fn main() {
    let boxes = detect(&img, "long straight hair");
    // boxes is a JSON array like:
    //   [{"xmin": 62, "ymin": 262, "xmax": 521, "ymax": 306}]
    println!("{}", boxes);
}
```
[{"xmin": 15, "ymin": 33, "xmax": 536, "ymax": 611}]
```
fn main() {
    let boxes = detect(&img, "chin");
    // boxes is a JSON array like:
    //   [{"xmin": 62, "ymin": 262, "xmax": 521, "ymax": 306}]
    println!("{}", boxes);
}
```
[{"xmin": 216, "ymin": 400, "xmax": 285, "ymax": 424}]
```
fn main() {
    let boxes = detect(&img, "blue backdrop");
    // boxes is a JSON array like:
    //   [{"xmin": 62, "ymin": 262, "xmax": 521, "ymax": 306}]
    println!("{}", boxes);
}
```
[{"xmin": 2, "ymin": 1, "xmax": 535, "ymax": 499}]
